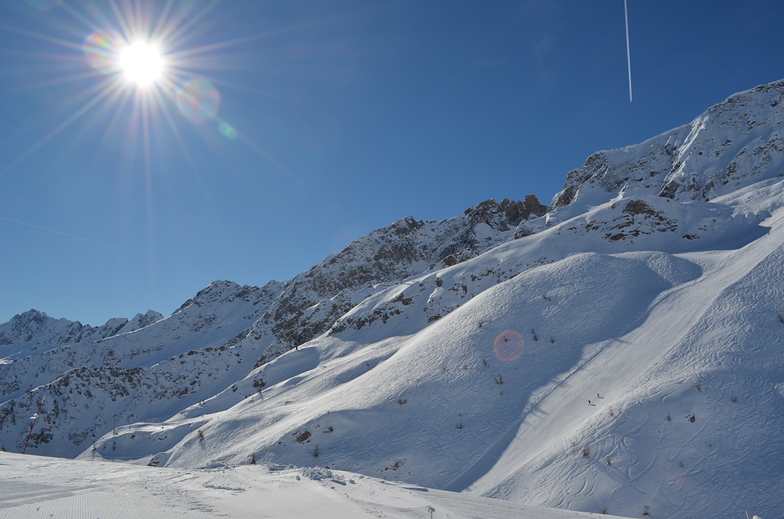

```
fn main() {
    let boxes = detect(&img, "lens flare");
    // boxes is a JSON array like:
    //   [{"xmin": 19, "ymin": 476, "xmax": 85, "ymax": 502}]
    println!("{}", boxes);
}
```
[
  {"xmin": 494, "ymin": 330, "xmax": 525, "ymax": 362},
  {"xmin": 218, "ymin": 122, "xmax": 237, "ymax": 140},
  {"xmin": 176, "ymin": 79, "xmax": 220, "ymax": 124},
  {"xmin": 84, "ymin": 30, "xmax": 126, "ymax": 74}
]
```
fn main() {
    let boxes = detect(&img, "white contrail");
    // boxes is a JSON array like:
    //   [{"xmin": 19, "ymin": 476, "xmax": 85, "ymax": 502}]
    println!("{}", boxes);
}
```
[
  {"xmin": 0, "ymin": 216, "xmax": 116, "ymax": 249},
  {"xmin": 624, "ymin": 0, "xmax": 633, "ymax": 102}
]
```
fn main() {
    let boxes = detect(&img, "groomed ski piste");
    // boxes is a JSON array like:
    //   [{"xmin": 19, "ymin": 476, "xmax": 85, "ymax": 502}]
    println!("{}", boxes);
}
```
[{"xmin": 3, "ymin": 80, "xmax": 784, "ymax": 518}]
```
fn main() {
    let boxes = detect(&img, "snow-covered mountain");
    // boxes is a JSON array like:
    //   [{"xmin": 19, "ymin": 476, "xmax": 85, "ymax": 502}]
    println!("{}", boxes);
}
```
[
  {"xmin": 3, "ymin": 78, "xmax": 784, "ymax": 519},
  {"xmin": 0, "ymin": 309, "xmax": 163, "ymax": 359},
  {"xmin": 551, "ymin": 80, "xmax": 784, "ymax": 208}
]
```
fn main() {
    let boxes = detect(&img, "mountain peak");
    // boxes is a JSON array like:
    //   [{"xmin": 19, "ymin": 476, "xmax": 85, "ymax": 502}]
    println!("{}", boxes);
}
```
[
  {"xmin": 552, "ymin": 79, "xmax": 784, "ymax": 209},
  {"xmin": 15, "ymin": 308, "xmax": 49, "ymax": 322}
]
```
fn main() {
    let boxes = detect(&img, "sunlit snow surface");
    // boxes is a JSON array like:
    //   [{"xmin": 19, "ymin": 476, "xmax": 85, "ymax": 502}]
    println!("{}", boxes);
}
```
[
  {"xmin": 54, "ymin": 176, "xmax": 781, "ymax": 519},
  {"xmin": 0, "ymin": 452, "xmax": 628, "ymax": 518}
]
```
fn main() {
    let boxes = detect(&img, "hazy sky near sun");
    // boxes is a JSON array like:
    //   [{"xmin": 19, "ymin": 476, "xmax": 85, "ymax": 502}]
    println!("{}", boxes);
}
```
[{"xmin": 1, "ymin": 0, "xmax": 782, "ymax": 326}]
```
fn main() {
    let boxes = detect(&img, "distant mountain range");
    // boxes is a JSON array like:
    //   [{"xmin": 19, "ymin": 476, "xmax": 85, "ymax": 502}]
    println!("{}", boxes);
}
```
[{"xmin": 3, "ymin": 78, "xmax": 784, "ymax": 519}]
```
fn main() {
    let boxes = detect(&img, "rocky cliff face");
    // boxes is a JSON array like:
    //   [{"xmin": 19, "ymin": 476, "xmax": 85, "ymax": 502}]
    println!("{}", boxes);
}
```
[{"xmin": 304, "ymin": 196, "xmax": 547, "ymax": 296}]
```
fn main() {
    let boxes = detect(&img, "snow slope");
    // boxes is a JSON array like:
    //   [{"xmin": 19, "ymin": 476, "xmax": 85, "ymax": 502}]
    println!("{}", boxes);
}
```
[
  {"xmin": 3, "ymin": 78, "xmax": 784, "ymax": 519},
  {"xmin": 467, "ymin": 184, "xmax": 784, "ymax": 517},
  {"xmin": 0, "ymin": 452, "xmax": 627, "ymax": 519},
  {"xmin": 88, "ymin": 178, "xmax": 782, "ymax": 517}
]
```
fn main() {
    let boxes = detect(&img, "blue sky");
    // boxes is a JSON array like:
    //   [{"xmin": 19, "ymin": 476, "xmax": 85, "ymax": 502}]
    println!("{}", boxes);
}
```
[{"xmin": 1, "ymin": 0, "xmax": 782, "ymax": 326}]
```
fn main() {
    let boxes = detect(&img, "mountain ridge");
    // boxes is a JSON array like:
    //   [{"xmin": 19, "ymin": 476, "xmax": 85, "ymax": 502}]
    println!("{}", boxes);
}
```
[
  {"xmin": 2, "ymin": 78, "xmax": 784, "ymax": 518},
  {"xmin": 551, "ymin": 79, "xmax": 784, "ymax": 209}
]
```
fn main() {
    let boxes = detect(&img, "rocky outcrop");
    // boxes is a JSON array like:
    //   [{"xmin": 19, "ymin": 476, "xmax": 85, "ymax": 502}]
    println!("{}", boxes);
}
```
[{"xmin": 465, "ymin": 196, "xmax": 547, "ymax": 229}]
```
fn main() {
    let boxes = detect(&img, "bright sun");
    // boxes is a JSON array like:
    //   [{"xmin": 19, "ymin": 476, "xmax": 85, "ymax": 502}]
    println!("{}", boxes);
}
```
[{"xmin": 119, "ymin": 42, "xmax": 164, "ymax": 87}]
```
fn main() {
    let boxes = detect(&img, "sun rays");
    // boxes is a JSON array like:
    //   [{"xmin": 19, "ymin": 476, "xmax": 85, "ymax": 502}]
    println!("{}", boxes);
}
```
[
  {"xmin": 0, "ymin": 0, "xmax": 367, "ymax": 186},
  {"xmin": 1, "ymin": 0, "xmax": 271, "ymax": 179}
]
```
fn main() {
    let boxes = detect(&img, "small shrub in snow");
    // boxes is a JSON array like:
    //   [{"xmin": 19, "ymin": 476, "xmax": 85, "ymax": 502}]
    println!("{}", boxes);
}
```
[
  {"xmin": 198, "ymin": 429, "xmax": 205, "ymax": 442},
  {"xmin": 493, "ymin": 374, "xmax": 504, "ymax": 385},
  {"xmin": 732, "ymin": 396, "xmax": 739, "ymax": 403},
  {"xmin": 250, "ymin": 452, "xmax": 256, "ymax": 464},
  {"xmin": 311, "ymin": 445, "xmax": 319, "ymax": 458},
  {"xmin": 381, "ymin": 459, "xmax": 406, "ymax": 471},
  {"xmin": 581, "ymin": 444, "xmax": 590, "ymax": 457},
  {"xmin": 778, "ymin": 313, "xmax": 784, "ymax": 324}
]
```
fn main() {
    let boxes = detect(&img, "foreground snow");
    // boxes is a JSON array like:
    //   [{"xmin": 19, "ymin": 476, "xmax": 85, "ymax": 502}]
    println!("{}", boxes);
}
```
[{"xmin": 0, "ymin": 452, "xmax": 627, "ymax": 519}]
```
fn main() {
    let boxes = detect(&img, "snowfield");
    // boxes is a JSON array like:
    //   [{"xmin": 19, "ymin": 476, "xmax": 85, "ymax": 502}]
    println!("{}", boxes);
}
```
[
  {"xmin": 0, "ymin": 452, "xmax": 627, "ymax": 519},
  {"xmin": 3, "ymin": 79, "xmax": 784, "ymax": 519}
]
